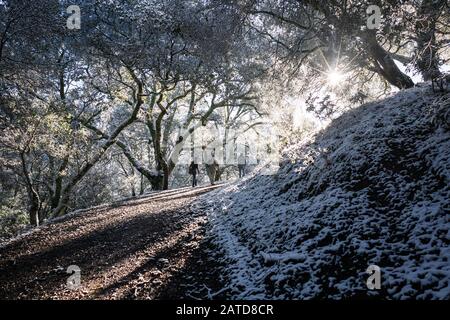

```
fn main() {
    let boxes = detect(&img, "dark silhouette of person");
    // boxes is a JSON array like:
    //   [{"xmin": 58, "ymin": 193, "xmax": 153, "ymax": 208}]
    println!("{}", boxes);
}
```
[
  {"xmin": 205, "ymin": 159, "xmax": 220, "ymax": 185},
  {"xmin": 189, "ymin": 161, "xmax": 200, "ymax": 187},
  {"xmin": 238, "ymin": 153, "xmax": 246, "ymax": 178}
]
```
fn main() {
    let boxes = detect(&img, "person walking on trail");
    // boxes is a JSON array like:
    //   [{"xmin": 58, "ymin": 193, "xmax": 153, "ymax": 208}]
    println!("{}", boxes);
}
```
[
  {"xmin": 205, "ymin": 159, "xmax": 219, "ymax": 185},
  {"xmin": 238, "ymin": 153, "xmax": 246, "ymax": 178},
  {"xmin": 189, "ymin": 161, "xmax": 200, "ymax": 187}
]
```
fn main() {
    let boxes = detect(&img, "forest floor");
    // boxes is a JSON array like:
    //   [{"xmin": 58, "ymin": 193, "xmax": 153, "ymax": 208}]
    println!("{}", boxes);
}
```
[{"xmin": 0, "ymin": 184, "xmax": 227, "ymax": 300}]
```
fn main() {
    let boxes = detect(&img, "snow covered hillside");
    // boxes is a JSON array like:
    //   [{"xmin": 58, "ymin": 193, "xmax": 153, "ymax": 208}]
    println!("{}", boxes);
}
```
[{"xmin": 199, "ymin": 85, "xmax": 450, "ymax": 299}]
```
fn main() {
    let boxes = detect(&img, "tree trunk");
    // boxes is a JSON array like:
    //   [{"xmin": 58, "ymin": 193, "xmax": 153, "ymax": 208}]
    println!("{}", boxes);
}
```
[
  {"xmin": 365, "ymin": 31, "xmax": 414, "ymax": 89},
  {"xmin": 163, "ymin": 167, "xmax": 170, "ymax": 190},
  {"xmin": 115, "ymin": 140, "xmax": 161, "ymax": 187},
  {"xmin": 415, "ymin": 0, "xmax": 444, "ymax": 81},
  {"xmin": 150, "ymin": 174, "xmax": 164, "ymax": 190},
  {"xmin": 50, "ymin": 156, "xmax": 69, "ymax": 209},
  {"xmin": 20, "ymin": 151, "xmax": 41, "ymax": 226},
  {"xmin": 53, "ymin": 71, "xmax": 144, "ymax": 216},
  {"xmin": 139, "ymin": 173, "xmax": 144, "ymax": 195},
  {"xmin": 152, "ymin": 162, "xmax": 171, "ymax": 190},
  {"xmin": 28, "ymin": 197, "xmax": 40, "ymax": 227}
]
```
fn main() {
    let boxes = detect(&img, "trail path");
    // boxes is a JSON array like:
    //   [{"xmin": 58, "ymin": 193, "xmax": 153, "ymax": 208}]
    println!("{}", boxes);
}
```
[{"xmin": 0, "ymin": 184, "xmax": 225, "ymax": 299}]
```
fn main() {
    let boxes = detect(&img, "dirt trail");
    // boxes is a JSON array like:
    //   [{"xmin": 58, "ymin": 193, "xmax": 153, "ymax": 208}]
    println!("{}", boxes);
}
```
[{"xmin": 0, "ymin": 184, "xmax": 226, "ymax": 300}]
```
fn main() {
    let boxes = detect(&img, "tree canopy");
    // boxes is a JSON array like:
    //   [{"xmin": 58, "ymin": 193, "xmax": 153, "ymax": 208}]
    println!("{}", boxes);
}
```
[{"xmin": 1, "ymin": 0, "xmax": 449, "ymax": 228}]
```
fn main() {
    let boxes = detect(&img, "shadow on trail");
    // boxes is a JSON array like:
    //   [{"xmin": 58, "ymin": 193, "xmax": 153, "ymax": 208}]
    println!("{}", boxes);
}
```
[
  {"xmin": 151, "ymin": 230, "xmax": 230, "ymax": 300},
  {"xmin": 0, "ymin": 205, "xmax": 191, "ymax": 299}
]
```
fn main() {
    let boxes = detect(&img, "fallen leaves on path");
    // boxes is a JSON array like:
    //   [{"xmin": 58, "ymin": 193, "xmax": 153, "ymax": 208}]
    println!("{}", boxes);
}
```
[{"xmin": 0, "ymin": 185, "xmax": 226, "ymax": 300}]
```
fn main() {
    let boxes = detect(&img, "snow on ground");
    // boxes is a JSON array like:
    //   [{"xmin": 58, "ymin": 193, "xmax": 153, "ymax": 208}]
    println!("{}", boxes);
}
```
[{"xmin": 197, "ymin": 84, "xmax": 450, "ymax": 299}]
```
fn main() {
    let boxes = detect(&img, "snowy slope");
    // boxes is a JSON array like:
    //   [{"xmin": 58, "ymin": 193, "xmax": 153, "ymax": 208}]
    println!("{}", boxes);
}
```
[{"xmin": 198, "ymin": 85, "xmax": 450, "ymax": 299}]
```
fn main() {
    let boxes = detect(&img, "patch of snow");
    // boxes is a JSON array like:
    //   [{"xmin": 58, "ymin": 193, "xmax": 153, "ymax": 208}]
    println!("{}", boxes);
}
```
[{"xmin": 197, "ymin": 85, "xmax": 450, "ymax": 299}]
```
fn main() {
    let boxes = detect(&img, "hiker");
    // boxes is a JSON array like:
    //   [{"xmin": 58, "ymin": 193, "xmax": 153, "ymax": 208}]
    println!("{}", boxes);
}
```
[
  {"xmin": 202, "ymin": 147, "xmax": 219, "ymax": 185},
  {"xmin": 238, "ymin": 153, "xmax": 246, "ymax": 178},
  {"xmin": 205, "ymin": 159, "xmax": 219, "ymax": 185},
  {"xmin": 189, "ymin": 161, "xmax": 200, "ymax": 187}
]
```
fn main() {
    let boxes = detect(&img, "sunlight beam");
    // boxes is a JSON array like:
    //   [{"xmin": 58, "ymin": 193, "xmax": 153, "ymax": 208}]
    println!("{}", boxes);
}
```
[{"xmin": 327, "ymin": 69, "xmax": 345, "ymax": 86}]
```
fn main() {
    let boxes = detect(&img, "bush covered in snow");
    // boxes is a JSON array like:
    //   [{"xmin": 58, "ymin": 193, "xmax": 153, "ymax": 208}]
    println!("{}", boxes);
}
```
[{"xmin": 199, "ymin": 85, "xmax": 450, "ymax": 299}]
